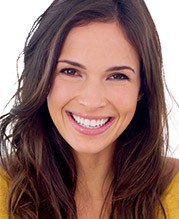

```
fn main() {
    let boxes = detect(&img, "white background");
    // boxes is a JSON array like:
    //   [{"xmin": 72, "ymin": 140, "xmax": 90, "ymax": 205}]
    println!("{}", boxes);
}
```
[{"xmin": 0, "ymin": 1, "xmax": 178, "ymax": 158}]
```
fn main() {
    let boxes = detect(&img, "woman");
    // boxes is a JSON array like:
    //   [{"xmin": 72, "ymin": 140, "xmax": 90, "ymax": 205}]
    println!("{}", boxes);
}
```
[{"xmin": 0, "ymin": 0, "xmax": 178, "ymax": 218}]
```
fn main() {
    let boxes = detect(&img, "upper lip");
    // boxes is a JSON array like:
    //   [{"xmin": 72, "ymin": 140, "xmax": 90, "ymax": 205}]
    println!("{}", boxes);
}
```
[{"xmin": 67, "ymin": 111, "xmax": 112, "ymax": 120}]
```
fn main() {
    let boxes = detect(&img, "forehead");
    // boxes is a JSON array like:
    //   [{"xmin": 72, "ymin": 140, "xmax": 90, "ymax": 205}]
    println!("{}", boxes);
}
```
[{"xmin": 59, "ymin": 22, "xmax": 140, "ymax": 72}]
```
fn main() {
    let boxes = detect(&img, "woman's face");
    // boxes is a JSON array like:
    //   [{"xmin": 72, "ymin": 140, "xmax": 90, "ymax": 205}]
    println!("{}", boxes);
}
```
[{"xmin": 47, "ymin": 22, "xmax": 140, "ymax": 154}]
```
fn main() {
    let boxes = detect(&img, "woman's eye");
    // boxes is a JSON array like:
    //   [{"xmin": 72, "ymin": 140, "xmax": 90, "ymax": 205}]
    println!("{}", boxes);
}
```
[
  {"xmin": 59, "ymin": 68, "xmax": 79, "ymax": 77},
  {"xmin": 108, "ymin": 73, "xmax": 129, "ymax": 81}
]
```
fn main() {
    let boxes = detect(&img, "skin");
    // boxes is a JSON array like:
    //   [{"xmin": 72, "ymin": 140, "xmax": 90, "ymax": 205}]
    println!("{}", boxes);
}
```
[{"xmin": 47, "ymin": 22, "xmax": 141, "ymax": 218}]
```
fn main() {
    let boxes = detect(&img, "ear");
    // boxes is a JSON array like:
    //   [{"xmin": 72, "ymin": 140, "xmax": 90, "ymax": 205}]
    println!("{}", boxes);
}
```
[{"xmin": 137, "ymin": 93, "xmax": 144, "ymax": 101}]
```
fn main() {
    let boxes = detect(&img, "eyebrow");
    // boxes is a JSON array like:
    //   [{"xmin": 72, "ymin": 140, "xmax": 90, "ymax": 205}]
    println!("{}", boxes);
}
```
[{"xmin": 58, "ymin": 59, "xmax": 135, "ymax": 73}]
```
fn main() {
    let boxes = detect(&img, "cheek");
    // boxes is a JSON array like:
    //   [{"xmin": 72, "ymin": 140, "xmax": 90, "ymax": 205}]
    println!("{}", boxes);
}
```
[
  {"xmin": 47, "ymin": 78, "xmax": 76, "ymax": 110},
  {"xmin": 107, "ymin": 86, "xmax": 139, "ymax": 113}
]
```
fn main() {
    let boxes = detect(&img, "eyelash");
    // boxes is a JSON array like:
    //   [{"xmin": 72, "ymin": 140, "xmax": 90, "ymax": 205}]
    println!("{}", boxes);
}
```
[
  {"xmin": 59, "ymin": 68, "xmax": 129, "ymax": 81},
  {"xmin": 59, "ymin": 68, "xmax": 79, "ymax": 77},
  {"xmin": 107, "ymin": 73, "xmax": 129, "ymax": 81}
]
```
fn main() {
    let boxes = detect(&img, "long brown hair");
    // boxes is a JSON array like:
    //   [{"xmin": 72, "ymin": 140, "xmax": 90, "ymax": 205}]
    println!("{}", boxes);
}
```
[{"xmin": 0, "ymin": 0, "xmax": 170, "ymax": 218}]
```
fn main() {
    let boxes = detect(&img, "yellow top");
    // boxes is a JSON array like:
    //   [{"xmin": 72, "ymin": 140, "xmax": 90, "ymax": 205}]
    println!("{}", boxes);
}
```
[
  {"xmin": 0, "ymin": 168, "xmax": 9, "ymax": 219},
  {"xmin": 0, "ymin": 170, "xmax": 179, "ymax": 219},
  {"xmin": 158, "ymin": 172, "xmax": 179, "ymax": 218}
]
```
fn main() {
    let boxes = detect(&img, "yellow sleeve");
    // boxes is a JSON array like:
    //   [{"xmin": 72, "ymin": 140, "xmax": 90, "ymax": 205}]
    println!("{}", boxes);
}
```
[
  {"xmin": 0, "ymin": 168, "xmax": 9, "ymax": 219},
  {"xmin": 158, "ymin": 173, "xmax": 179, "ymax": 219}
]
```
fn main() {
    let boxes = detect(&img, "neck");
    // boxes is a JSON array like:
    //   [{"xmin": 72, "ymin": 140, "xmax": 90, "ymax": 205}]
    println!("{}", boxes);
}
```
[
  {"xmin": 73, "ymin": 146, "xmax": 115, "ymax": 218},
  {"xmin": 74, "ymin": 145, "xmax": 115, "ymax": 200}
]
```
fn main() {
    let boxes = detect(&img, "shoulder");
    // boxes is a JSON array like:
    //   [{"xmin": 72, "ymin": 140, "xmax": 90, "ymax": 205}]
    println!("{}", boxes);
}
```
[
  {"xmin": 173, "ymin": 157, "xmax": 179, "ymax": 171},
  {"xmin": 0, "ymin": 165, "xmax": 9, "ymax": 197},
  {"xmin": 169, "ymin": 157, "xmax": 179, "ymax": 171},
  {"xmin": 0, "ymin": 166, "xmax": 9, "ymax": 218},
  {"xmin": 165, "ymin": 157, "xmax": 179, "ymax": 177},
  {"xmin": 159, "ymin": 157, "xmax": 179, "ymax": 218}
]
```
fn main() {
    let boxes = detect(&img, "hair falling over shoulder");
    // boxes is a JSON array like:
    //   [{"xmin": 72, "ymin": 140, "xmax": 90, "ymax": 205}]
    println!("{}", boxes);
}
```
[{"xmin": 0, "ymin": 0, "xmax": 172, "ymax": 218}]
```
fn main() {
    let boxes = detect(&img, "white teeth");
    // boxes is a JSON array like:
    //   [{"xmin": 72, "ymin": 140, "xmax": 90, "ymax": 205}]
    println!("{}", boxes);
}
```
[
  {"xmin": 84, "ymin": 119, "xmax": 90, "ymax": 127},
  {"xmin": 91, "ymin": 119, "xmax": 96, "ymax": 126},
  {"xmin": 72, "ymin": 114, "xmax": 109, "ymax": 129}
]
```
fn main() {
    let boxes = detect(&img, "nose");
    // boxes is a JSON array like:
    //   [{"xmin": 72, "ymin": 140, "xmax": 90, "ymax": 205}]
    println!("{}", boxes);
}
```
[{"xmin": 77, "ymin": 79, "xmax": 107, "ymax": 110}]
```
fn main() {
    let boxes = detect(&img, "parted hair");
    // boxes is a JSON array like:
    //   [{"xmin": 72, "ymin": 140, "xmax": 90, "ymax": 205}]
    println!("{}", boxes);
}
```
[{"xmin": 0, "ymin": 0, "xmax": 170, "ymax": 218}]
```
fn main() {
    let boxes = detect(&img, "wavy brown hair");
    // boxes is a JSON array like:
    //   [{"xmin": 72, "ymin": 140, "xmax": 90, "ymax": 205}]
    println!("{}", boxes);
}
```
[{"xmin": 0, "ymin": 0, "xmax": 171, "ymax": 218}]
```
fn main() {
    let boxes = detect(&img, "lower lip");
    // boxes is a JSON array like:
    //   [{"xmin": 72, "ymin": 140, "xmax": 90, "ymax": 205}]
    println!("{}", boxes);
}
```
[{"xmin": 66, "ymin": 112, "xmax": 115, "ymax": 136}]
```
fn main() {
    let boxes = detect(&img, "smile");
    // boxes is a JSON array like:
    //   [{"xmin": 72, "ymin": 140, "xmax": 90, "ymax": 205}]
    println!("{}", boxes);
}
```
[
  {"xmin": 67, "ymin": 111, "xmax": 114, "ymax": 135},
  {"xmin": 71, "ymin": 113, "xmax": 110, "ymax": 129}
]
